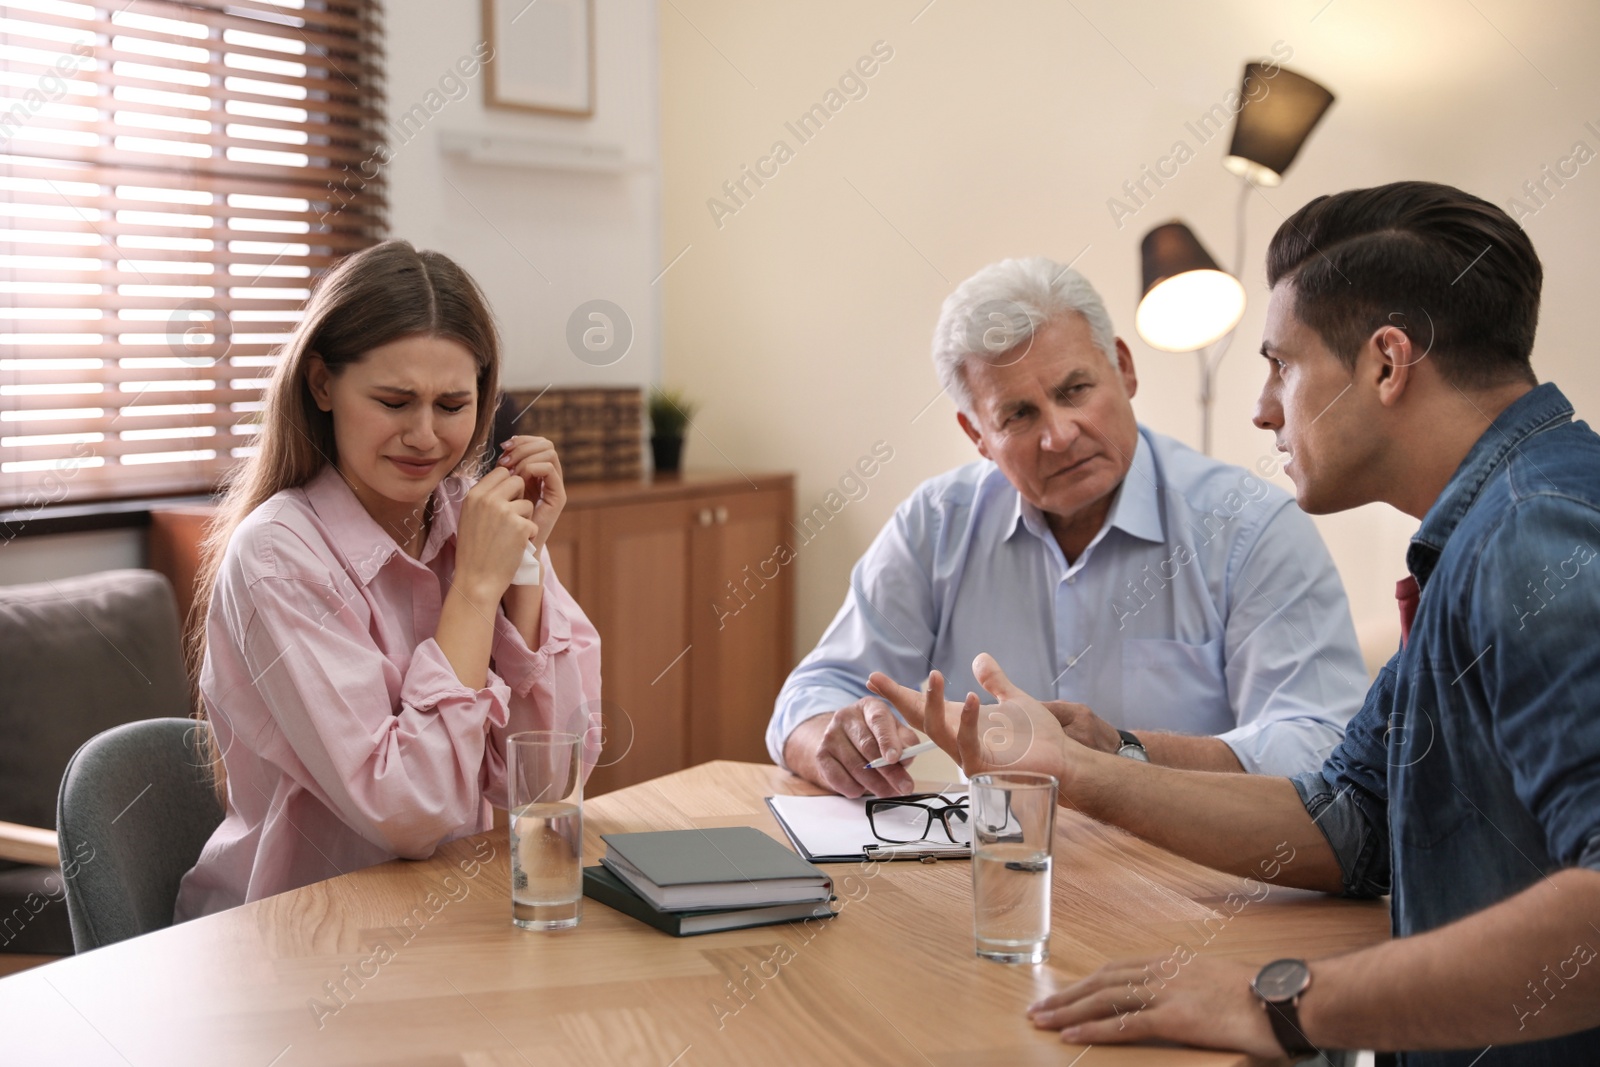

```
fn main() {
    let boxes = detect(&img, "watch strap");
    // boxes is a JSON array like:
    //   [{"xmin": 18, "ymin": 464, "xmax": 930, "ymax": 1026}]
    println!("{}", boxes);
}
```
[
  {"xmin": 1115, "ymin": 729, "xmax": 1149, "ymax": 760},
  {"xmin": 1263, "ymin": 998, "xmax": 1316, "ymax": 1057}
]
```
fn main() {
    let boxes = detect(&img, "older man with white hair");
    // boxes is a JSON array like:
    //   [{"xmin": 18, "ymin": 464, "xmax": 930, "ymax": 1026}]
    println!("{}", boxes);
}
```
[{"xmin": 767, "ymin": 257, "xmax": 1367, "ymax": 797}]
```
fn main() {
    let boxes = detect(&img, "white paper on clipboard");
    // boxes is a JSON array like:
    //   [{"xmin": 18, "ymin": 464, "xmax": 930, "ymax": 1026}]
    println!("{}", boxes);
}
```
[{"xmin": 765, "ymin": 791, "xmax": 971, "ymax": 863}]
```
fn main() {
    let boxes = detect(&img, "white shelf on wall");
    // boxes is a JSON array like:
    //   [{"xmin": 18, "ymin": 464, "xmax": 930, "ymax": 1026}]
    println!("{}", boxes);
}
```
[{"xmin": 438, "ymin": 129, "xmax": 647, "ymax": 174}]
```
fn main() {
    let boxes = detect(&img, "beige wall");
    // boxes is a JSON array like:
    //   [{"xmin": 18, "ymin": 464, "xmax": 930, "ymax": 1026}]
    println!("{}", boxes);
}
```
[{"xmin": 660, "ymin": 0, "xmax": 1600, "ymax": 661}]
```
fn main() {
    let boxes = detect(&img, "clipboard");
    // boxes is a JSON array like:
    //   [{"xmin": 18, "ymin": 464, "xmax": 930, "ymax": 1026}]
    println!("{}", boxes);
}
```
[{"xmin": 764, "ymin": 792, "xmax": 971, "ymax": 863}]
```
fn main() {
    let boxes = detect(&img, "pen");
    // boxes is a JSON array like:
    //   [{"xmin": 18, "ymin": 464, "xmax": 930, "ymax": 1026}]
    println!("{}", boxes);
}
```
[{"xmin": 864, "ymin": 739, "xmax": 939, "ymax": 770}]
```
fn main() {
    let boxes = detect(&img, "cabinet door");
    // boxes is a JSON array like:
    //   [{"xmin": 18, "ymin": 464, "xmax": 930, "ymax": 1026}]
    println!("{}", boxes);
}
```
[
  {"xmin": 580, "ymin": 498, "xmax": 692, "ymax": 795},
  {"xmin": 688, "ymin": 487, "xmax": 794, "ymax": 765},
  {"xmin": 543, "ymin": 512, "xmax": 580, "ymax": 603}
]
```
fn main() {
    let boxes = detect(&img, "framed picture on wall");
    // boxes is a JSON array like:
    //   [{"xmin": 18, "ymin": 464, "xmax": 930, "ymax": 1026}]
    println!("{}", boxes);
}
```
[{"xmin": 482, "ymin": 0, "xmax": 595, "ymax": 117}]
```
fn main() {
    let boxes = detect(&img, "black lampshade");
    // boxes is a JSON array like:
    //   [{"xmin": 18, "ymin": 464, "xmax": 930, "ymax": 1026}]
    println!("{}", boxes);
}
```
[
  {"xmin": 1136, "ymin": 222, "xmax": 1245, "ymax": 352},
  {"xmin": 1223, "ymin": 63, "xmax": 1335, "ymax": 187},
  {"xmin": 1140, "ymin": 222, "xmax": 1219, "ymax": 292}
]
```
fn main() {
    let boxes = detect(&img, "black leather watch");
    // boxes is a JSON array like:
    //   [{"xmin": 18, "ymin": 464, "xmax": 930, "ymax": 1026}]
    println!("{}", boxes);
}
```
[
  {"xmin": 1251, "ymin": 958, "xmax": 1316, "ymax": 1058},
  {"xmin": 1114, "ymin": 729, "xmax": 1149, "ymax": 762}
]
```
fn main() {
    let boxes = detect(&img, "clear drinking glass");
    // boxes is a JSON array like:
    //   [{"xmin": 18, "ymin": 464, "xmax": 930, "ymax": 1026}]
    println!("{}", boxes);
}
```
[
  {"xmin": 969, "ymin": 771, "xmax": 1058, "ymax": 963},
  {"xmin": 508, "ymin": 730, "xmax": 584, "ymax": 930}
]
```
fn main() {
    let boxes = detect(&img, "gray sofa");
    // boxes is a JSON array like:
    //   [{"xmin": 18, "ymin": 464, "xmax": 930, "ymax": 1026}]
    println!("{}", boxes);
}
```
[{"xmin": 0, "ymin": 569, "xmax": 191, "ymax": 957}]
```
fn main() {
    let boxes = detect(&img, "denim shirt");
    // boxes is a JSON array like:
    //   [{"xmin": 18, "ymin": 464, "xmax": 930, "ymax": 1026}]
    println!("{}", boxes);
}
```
[{"xmin": 1292, "ymin": 383, "xmax": 1600, "ymax": 1066}]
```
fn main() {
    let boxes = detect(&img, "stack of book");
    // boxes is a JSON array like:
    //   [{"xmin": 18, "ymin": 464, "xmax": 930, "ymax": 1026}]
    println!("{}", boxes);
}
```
[
  {"xmin": 583, "ymin": 826, "xmax": 836, "ymax": 936},
  {"xmin": 501, "ymin": 386, "xmax": 644, "ymax": 482}
]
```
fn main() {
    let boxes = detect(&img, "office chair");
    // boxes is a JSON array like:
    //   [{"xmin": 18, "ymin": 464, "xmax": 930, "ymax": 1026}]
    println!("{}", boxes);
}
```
[{"xmin": 56, "ymin": 717, "xmax": 224, "ymax": 952}]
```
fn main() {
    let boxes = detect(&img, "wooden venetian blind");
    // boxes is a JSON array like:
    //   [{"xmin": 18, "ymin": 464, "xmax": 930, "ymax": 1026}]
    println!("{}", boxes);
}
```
[{"xmin": 0, "ymin": 0, "xmax": 386, "ymax": 508}]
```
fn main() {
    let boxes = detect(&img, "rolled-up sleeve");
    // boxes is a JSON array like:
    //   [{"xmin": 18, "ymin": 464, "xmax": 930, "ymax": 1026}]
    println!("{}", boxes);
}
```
[
  {"xmin": 240, "ymin": 572, "xmax": 511, "ymax": 859},
  {"xmin": 767, "ymin": 501, "xmax": 939, "ymax": 768},
  {"xmin": 482, "ymin": 547, "xmax": 603, "ymax": 805},
  {"xmin": 1218, "ymin": 503, "xmax": 1370, "ymax": 776},
  {"xmin": 1291, "ymin": 660, "xmax": 1395, "ymax": 899}
]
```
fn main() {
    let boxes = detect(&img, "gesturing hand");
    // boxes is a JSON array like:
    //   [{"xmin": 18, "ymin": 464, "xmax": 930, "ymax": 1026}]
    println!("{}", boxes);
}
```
[
  {"xmin": 496, "ymin": 434, "xmax": 566, "ymax": 556},
  {"xmin": 866, "ymin": 654, "xmax": 1081, "ymax": 786},
  {"xmin": 861, "ymin": 674, "xmax": 1123, "ymax": 756}
]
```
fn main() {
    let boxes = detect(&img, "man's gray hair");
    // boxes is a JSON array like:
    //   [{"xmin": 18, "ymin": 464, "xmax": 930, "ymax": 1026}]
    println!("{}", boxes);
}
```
[{"xmin": 931, "ymin": 257, "xmax": 1118, "ymax": 414}]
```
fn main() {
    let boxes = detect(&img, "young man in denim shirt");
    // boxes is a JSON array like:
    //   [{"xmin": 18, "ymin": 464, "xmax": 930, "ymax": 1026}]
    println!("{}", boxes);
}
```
[{"xmin": 872, "ymin": 181, "xmax": 1600, "ymax": 1065}]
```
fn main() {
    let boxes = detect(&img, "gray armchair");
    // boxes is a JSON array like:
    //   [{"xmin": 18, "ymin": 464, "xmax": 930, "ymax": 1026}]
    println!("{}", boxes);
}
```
[{"xmin": 0, "ymin": 569, "xmax": 191, "ymax": 958}]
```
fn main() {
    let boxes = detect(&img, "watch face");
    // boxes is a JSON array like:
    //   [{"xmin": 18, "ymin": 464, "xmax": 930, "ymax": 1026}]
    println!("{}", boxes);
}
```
[{"xmin": 1254, "ymin": 958, "xmax": 1311, "ymax": 1002}]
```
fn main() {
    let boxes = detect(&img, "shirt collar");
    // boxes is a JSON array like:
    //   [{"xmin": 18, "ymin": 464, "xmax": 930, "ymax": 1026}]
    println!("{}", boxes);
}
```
[
  {"xmin": 1004, "ymin": 430, "xmax": 1165, "ymax": 547},
  {"xmin": 302, "ymin": 465, "xmax": 463, "ymax": 586},
  {"xmin": 1407, "ymin": 382, "xmax": 1573, "ymax": 587}
]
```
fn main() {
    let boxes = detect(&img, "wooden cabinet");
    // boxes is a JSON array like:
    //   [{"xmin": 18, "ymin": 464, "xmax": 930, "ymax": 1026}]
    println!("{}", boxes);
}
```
[
  {"xmin": 147, "ymin": 504, "xmax": 217, "ymax": 630},
  {"xmin": 560, "ymin": 472, "xmax": 795, "ymax": 796},
  {"xmin": 147, "ymin": 472, "xmax": 797, "ymax": 798},
  {"xmin": 688, "ymin": 487, "xmax": 794, "ymax": 766}
]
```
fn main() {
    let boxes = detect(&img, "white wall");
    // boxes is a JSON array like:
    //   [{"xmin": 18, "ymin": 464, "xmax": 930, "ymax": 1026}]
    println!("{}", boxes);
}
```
[
  {"xmin": 385, "ymin": 0, "xmax": 662, "ymax": 392},
  {"xmin": 0, "ymin": 528, "xmax": 142, "ymax": 586},
  {"xmin": 1, "ymin": 0, "xmax": 663, "ymax": 587},
  {"xmin": 659, "ymin": 0, "xmax": 1600, "ymax": 657}
]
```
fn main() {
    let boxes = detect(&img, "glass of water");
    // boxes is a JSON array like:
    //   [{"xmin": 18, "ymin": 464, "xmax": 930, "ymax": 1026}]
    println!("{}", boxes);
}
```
[
  {"xmin": 508, "ymin": 730, "xmax": 584, "ymax": 930},
  {"xmin": 970, "ymin": 771, "xmax": 1058, "ymax": 963}
]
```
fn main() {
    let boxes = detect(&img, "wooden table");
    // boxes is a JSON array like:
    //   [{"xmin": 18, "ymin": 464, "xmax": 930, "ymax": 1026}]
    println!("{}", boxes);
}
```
[{"xmin": 0, "ymin": 762, "xmax": 1388, "ymax": 1065}]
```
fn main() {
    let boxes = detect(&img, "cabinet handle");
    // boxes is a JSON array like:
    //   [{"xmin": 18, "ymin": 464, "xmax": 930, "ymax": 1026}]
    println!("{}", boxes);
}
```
[
  {"xmin": 698, "ymin": 508, "xmax": 713, "ymax": 526},
  {"xmin": 715, "ymin": 506, "xmax": 729, "ymax": 524}
]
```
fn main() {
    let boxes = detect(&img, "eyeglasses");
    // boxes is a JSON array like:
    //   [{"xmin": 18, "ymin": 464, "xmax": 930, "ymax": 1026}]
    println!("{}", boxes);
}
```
[{"xmin": 865, "ymin": 793, "xmax": 971, "ymax": 845}]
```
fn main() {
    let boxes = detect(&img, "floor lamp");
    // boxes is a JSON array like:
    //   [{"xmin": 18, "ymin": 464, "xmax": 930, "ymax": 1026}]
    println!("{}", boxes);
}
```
[{"xmin": 1135, "ymin": 62, "xmax": 1335, "ymax": 455}]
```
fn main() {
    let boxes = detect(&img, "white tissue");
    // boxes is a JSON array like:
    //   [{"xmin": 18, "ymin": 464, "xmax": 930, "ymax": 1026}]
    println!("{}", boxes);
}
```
[{"xmin": 511, "ymin": 543, "xmax": 543, "ymax": 586}]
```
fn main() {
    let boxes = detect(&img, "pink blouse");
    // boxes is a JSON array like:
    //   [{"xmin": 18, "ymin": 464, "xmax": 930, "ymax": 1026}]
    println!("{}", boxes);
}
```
[{"xmin": 174, "ymin": 464, "xmax": 602, "ymax": 921}]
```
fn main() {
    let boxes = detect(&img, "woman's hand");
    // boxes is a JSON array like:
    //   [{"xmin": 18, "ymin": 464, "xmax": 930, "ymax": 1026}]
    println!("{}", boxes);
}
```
[
  {"xmin": 497, "ymin": 435, "xmax": 566, "ymax": 556},
  {"xmin": 453, "ymin": 467, "xmax": 536, "ymax": 606}
]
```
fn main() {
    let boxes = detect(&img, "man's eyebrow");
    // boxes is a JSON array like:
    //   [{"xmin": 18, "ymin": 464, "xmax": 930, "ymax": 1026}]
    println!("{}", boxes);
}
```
[
  {"xmin": 373, "ymin": 386, "xmax": 475, "ymax": 400},
  {"xmin": 1259, "ymin": 341, "xmax": 1280, "ymax": 358}
]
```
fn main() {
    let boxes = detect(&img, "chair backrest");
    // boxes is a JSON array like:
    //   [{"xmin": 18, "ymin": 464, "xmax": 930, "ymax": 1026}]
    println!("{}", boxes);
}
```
[
  {"xmin": 56, "ymin": 717, "xmax": 224, "ymax": 952},
  {"xmin": 0, "ymin": 569, "xmax": 189, "ymax": 838}
]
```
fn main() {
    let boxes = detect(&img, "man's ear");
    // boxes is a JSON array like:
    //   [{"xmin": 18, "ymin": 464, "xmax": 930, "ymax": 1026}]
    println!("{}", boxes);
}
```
[
  {"xmin": 956, "ymin": 411, "xmax": 991, "ymax": 460},
  {"xmin": 305, "ymin": 354, "xmax": 334, "ymax": 412},
  {"xmin": 1368, "ymin": 324, "xmax": 1418, "ymax": 409},
  {"xmin": 1114, "ymin": 337, "xmax": 1137, "ymax": 399}
]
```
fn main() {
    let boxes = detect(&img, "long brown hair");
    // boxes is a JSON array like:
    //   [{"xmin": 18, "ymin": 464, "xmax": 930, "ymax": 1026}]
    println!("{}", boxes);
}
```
[{"xmin": 187, "ymin": 239, "xmax": 502, "ymax": 800}]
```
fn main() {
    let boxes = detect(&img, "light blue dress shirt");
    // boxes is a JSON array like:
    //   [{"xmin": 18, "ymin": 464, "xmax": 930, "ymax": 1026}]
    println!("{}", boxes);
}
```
[{"xmin": 768, "ymin": 427, "xmax": 1368, "ymax": 776}]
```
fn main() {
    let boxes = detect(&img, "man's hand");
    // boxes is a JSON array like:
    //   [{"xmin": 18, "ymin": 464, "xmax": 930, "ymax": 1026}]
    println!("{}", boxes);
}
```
[
  {"xmin": 864, "ymin": 674, "xmax": 1122, "ymax": 755},
  {"xmin": 781, "ymin": 698, "xmax": 922, "ymax": 798},
  {"xmin": 867, "ymin": 654, "xmax": 1083, "ymax": 787},
  {"xmin": 1044, "ymin": 699, "xmax": 1123, "ymax": 754},
  {"xmin": 1028, "ymin": 954, "xmax": 1286, "ymax": 1057}
]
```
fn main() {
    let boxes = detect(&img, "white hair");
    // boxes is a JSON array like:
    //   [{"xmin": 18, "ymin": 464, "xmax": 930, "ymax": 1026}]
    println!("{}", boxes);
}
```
[{"xmin": 931, "ymin": 257, "xmax": 1118, "ymax": 414}]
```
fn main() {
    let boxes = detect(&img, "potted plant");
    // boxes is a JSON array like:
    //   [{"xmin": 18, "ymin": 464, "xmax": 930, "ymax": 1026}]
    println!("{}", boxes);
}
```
[{"xmin": 648, "ymin": 386, "xmax": 697, "ymax": 475}]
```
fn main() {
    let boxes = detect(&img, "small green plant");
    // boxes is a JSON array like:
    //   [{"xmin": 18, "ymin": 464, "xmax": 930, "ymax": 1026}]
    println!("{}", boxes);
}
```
[{"xmin": 648, "ymin": 386, "xmax": 698, "ymax": 439}]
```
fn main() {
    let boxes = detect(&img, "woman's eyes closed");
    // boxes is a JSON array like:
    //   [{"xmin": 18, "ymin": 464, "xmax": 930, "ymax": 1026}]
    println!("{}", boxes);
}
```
[{"xmin": 376, "ymin": 397, "xmax": 467, "ymax": 413}]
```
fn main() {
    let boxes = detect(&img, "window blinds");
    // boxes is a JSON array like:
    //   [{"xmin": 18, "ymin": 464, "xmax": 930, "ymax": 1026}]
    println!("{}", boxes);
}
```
[{"xmin": 0, "ymin": 0, "xmax": 386, "ymax": 509}]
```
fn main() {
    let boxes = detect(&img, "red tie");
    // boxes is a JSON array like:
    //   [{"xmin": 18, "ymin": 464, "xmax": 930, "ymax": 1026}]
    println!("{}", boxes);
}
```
[{"xmin": 1396, "ymin": 576, "xmax": 1420, "ymax": 648}]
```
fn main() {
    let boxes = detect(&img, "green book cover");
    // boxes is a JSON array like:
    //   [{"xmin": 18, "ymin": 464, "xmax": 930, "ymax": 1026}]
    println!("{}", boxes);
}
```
[{"xmin": 582, "ymin": 866, "xmax": 837, "ymax": 937}]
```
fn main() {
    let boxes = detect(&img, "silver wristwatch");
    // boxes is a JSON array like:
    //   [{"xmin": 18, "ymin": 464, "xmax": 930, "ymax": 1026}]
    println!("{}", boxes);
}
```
[{"xmin": 1115, "ymin": 729, "xmax": 1149, "ymax": 761}]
